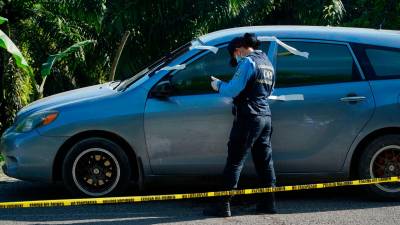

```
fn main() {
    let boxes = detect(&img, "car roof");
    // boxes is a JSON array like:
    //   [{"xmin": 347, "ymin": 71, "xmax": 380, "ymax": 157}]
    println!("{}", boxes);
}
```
[{"xmin": 198, "ymin": 25, "xmax": 400, "ymax": 49}]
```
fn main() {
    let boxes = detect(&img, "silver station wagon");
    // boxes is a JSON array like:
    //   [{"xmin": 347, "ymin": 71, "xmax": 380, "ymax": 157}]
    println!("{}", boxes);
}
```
[{"xmin": 1, "ymin": 26, "xmax": 400, "ymax": 199}]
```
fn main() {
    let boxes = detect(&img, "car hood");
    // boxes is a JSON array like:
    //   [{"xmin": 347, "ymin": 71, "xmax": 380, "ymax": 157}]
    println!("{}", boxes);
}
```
[{"xmin": 16, "ymin": 82, "xmax": 117, "ymax": 119}]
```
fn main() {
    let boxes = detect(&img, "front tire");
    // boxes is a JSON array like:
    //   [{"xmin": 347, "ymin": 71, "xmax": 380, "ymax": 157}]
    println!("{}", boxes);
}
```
[
  {"xmin": 62, "ymin": 137, "xmax": 131, "ymax": 197},
  {"xmin": 358, "ymin": 135, "xmax": 400, "ymax": 200}
]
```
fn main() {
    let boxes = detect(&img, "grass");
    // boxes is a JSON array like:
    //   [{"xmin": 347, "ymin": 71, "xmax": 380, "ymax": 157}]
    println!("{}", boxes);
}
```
[{"xmin": 0, "ymin": 153, "xmax": 3, "ymax": 163}]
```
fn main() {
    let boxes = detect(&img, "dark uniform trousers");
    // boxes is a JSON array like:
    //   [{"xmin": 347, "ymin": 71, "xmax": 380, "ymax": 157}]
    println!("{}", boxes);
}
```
[{"xmin": 223, "ymin": 111, "xmax": 276, "ymax": 190}]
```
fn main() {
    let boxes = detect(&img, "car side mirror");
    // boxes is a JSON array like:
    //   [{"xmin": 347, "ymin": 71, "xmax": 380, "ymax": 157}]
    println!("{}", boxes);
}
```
[{"xmin": 151, "ymin": 80, "xmax": 173, "ymax": 98}]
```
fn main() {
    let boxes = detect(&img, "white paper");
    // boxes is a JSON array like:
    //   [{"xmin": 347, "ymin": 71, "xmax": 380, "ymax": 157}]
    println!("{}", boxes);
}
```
[
  {"xmin": 157, "ymin": 64, "xmax": 186, "ymax": 72},
  {"xmin": 189, "ymin": 45, "xmax": 219, "ymax": 54},
  {"xmin": 268, "ymin": 94, "xmax": 304, "ymax": 101},
  {"xmin": 258, "ymin": 36, "xmax": 309, "ymax": 59}
]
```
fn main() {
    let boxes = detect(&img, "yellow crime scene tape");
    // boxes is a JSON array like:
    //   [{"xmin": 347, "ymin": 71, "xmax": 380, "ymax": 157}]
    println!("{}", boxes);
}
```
[{"xmin": 0, "ymin": 176, "xmax": 399, "ymax": 209}]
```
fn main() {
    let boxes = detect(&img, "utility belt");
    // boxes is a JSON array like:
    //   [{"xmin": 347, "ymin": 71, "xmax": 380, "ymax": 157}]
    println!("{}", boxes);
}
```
[{"xmin": 232, "ymin": 104, "xmax": 271, "ymax": 118}]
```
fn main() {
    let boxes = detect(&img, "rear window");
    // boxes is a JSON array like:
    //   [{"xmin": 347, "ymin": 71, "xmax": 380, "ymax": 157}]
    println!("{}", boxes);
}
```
[{"xmin": 365, "ymin": 48, "xmax": 400, "ymax": 77}]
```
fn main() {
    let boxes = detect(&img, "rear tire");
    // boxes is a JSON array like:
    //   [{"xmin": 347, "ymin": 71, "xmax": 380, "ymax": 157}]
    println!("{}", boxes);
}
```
[
  {"xmin": 62, "ymin": 137, "xmax": 131, "ymax": 197},
  {"xmin": 358, "ymin": 135, "xmax": 400, "ymax": 200}
]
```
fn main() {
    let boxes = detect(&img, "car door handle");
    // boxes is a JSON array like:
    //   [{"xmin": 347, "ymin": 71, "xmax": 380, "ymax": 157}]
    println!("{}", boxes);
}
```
[{"xmin": 340, "ymin": 96, "xmax": 366, "ymax": 102}]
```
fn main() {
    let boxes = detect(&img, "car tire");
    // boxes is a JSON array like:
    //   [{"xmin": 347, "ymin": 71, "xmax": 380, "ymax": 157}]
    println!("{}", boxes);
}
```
[
  {"xmin": 62, "ymin": 137, "xmax": 132, "ymax": 197},
  {"xmin": 358, "ymin": 134, "xmax": 400, "ymax": 200}
]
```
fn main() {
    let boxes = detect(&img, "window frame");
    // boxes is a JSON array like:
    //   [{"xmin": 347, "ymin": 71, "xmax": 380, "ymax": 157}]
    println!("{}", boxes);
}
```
[
  {"xmin": 351, "ymin": 43, "xmax": 400, "ymax": 80},
  {"xmin": 150, "ymin": 39, "xmax": 366, "ymax": 98}
]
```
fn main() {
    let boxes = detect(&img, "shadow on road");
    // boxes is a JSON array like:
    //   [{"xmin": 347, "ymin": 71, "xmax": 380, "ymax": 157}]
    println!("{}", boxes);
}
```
[{"xmin": 0, "ymin": 179, "xmax": 399, "ymax": 224}]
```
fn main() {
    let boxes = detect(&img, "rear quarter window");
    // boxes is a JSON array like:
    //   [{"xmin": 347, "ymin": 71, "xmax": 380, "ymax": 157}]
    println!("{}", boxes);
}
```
[{"xmin": 365, "ymin": 48, "xmax": 400, "ymax": 77}]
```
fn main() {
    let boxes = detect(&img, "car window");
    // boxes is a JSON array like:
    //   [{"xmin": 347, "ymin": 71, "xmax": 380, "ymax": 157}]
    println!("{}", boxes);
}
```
[
  {"xmin": 365, "ymin": 48, "xmax": 400, "ymax": 77},
  {"xmin": 263, "ymin": 41, "xmax": 361, "ymax": 88},
  {"xmin": 170, "ymin": 46, "xmax": 235, "ymax": 95},
  {"xmin": 169, "ymin": 41, "xmax": 362, "ymax": 95}
]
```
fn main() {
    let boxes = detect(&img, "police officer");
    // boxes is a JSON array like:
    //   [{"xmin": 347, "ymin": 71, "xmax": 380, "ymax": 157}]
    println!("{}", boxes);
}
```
[{"xmin": 204, "ymin": 33, "xmax": 277, "ymax": 217}]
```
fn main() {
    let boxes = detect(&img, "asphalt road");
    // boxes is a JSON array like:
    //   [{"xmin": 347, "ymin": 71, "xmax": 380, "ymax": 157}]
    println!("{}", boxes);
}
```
[{"xmin": 0, "ymin": 168, "xmax": 400, "ymax": 225}]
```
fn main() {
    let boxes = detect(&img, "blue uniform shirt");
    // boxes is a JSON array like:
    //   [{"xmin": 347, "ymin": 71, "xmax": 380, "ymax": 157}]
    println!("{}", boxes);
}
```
[{"xmin": 219, "ymin": 41, "xmax": 278, "ymax": 98}]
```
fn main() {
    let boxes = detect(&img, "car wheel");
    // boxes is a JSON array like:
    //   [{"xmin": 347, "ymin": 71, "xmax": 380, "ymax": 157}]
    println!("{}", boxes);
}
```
[
  {"xmin": 62, "ymin": 137, "xmax": 131, "ymax": 197},
  {"xmin": 358, "ymin": 134, "xmax": 400, "ymax": 200}
]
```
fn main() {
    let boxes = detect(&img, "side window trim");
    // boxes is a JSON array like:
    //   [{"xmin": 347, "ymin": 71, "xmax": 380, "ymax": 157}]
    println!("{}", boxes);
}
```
[
  {"xmin": 350, "ymin": 43, "xmax": 376, "ymax": 80},
  {"xmin": 151, "ymin": 39, "xmax": 367, "ymax": 96},
  {"xmin": 278, "ymin": 39, "xmax": 366, "ymax": 81},
  {"xmin": 346, "ymin": 43, "xmax": 366, "ymax": 80}
]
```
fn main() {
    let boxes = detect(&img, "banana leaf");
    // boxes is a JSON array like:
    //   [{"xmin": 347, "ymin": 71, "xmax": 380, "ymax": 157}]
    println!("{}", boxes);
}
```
[
  {"xmin": 41, "ymin": 40, "xmax": 96, "ymax": 78},
  {"xmin": 0, "ymin": 16, "xmax": 8, "ymax": 25},
  {"xmin": 0, "ymin": 29, "xmax": 33, "ymax": 76}
]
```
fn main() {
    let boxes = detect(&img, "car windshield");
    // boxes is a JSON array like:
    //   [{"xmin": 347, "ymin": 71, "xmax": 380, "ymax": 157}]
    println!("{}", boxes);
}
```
[{"xmin": 116, "ymin": 41, "xmax": 193, "ymax": 91}]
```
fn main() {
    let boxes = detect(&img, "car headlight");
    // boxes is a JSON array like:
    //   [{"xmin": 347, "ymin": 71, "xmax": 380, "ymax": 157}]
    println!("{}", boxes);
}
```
[{"xmin": 14, "ymin": 111, "xmax": 59, "ymax": 133}]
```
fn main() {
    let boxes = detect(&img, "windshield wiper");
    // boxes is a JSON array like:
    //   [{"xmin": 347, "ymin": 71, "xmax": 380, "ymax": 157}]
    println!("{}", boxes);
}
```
[
  {"xmin": 117, "ymin": 41, "xmax": 193, "ymax": 91},
  {"xmin": 110, "ymin": 80, "xmax": 123, "ymax": 89}
]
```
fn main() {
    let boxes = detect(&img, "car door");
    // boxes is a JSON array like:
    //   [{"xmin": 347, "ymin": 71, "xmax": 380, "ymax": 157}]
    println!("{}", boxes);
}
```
[
  {"xmin": 261, "ymin": 40, "xmax": 375, "ymax": 173},
  {"xmin": 144, "ymin": 39, "xmax": 375, "ymax": 176},
  {"xmin": 144, "ymin": 46, "xmax": 236, "ymax": 175}
]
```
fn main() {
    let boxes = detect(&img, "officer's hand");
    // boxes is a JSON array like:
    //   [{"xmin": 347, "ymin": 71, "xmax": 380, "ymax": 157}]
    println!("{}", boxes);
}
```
[{"xmin": 210, "ymin": 76, "xmax": 221, "ymax": 92}]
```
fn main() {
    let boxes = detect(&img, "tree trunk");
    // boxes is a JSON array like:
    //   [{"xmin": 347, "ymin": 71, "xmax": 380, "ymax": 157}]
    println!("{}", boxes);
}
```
[{"xmin": 109, "ymin": 31, "xmax": 131, "ymax": 81}]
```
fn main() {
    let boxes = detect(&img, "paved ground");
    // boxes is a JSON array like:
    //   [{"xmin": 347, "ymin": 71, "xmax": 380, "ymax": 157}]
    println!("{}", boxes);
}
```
[{"xmin": 0, "ymin": 166, "xmax": 400, "ymax": 225}]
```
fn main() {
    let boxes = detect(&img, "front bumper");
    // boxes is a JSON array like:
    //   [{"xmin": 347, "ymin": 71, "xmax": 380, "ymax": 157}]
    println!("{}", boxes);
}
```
[{"xmin": 0, "ymin": 127, "xmax": 68, "ymax": 182}]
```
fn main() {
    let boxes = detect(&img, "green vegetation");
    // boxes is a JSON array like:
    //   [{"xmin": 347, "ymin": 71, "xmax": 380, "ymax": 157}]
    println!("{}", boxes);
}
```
[
  {"xmin": 0, "ymin": 16, "xmax": 32, "ymax": 76},
  {"xmin": 0, "ymin": 0, "xmax": 399, "ymax": 135}
]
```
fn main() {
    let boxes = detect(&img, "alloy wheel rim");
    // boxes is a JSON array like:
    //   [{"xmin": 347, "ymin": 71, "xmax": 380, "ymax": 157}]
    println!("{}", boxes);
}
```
[
  {"xmin": 72, "ymin": 148, "xmax": 121, "ymax": 196},
  {"xmin": 369, "ymin": 145, "xmax": 400, "ymax": 193}
]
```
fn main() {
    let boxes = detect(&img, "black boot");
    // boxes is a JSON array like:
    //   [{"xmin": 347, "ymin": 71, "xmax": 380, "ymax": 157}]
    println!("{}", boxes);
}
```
[
  {"xmin": 256, "ymin": 193, "xmax": 277, "ymax": 214},
  {"xmin": 203, "ymin": 197, "xmax": 232, "ymax": 217}
]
